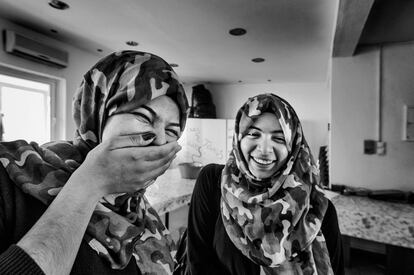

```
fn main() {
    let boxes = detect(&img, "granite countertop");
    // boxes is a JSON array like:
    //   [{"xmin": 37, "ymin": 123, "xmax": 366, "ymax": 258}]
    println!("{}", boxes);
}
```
[
  {"xmin": 145, "ymin": 171, "xmax": 414, "ymax": 249},
  {"xmin": 146, "ymin": 168, "xmax": 196, "ymax": 215},
  {"xmin": 329, "ymin": 191, "xmax": 414, "ymax": 249}
]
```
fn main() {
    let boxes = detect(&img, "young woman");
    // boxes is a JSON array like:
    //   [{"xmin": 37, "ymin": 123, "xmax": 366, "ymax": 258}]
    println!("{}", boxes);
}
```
[
  {"xmin": 187, "ymin": 93, "xmax": 344, "ymax": 275},
  {"xmin": 0, "ymin": 51, "xmax": 188, "ymax": 274}
]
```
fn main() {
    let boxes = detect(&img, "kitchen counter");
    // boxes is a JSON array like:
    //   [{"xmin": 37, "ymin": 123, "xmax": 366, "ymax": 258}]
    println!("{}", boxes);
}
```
[
  {"xmin": 146, "ymin": 170, "xmax": 414, "ymax": 250},
  {"xmin": 327, "ymin": 190, "xmax": 414, "ymax": 273},
  {"xmin": 328, "ymin": 191, "xmax": 414, "ymax": 249},
  {"xmin": 146, "ymin": 168, "xmax": 195, "ymax": 215}
]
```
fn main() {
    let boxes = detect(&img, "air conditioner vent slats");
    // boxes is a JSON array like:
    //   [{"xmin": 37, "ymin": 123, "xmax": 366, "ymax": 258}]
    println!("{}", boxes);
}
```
[{"xmin": 3, "ymin": 30, "xmax": 68, "ymax": 68}]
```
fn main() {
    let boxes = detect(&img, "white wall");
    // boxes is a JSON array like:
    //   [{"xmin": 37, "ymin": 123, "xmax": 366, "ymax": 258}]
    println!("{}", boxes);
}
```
[
  {"xmin": 0, "ymin": 17, "xmax": 101, "ymax": 140},
  {"xmin": 191, "ymin": 82, "xmax": 331, "ymax": 158},
  {"xmin": 331, "ymin": 43, "xmax": 414, "ymax": 191}
]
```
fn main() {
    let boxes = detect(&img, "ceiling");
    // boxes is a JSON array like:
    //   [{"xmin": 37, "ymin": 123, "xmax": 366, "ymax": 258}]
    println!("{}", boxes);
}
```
[
  {"xmin": 0, "ymin": 0, "xmax": 338, "ymax": 84},
  {"xmin": 359, "ymin": 0, "xmax": 414, "ymax": 46},
  {"xmin": 333, "ymin": 0, "xmax": 414, "ymax": 57}
]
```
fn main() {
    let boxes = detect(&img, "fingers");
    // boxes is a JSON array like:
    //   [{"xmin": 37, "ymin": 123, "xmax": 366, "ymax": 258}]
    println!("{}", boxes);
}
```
[
  {"xmin": 146, "ymin": 151, "xmax": 177, "ymax": 170},
  {"xmin": 107, "ymin": 132, "xmax": 156, "ymax": 150},
  {"xmin": 115, "ymin": 140, "xmax": 180, "ymax": 161},
  {"xmin": 106, "ymin": 134, "xmax": 181, "ymax": 159},
  {"xmin": 138, "ymin": 157, "xmax": 175, "ymax": 184},
  {"xmin": 143, "ymin": 142, "xmax": 181, "ymax": 161}
]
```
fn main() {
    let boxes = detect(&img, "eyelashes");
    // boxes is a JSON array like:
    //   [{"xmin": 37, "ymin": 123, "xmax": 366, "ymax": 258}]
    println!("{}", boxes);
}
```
[
  {"xmin": 272, "ymin": 136, "xmax": 285, "ymax": 143},
  {"xmin": 131, "ymin": 111, "xmax": 180, "ymax": 138},
  {"xmin": 245, "ymin": 131, "xmax": 285, "ymax": 143},
  {"xmin": 131, "ymin": 112, "xmax": 151, "ymax": 124},
  {"xmin": 166, "ymin": 129, "xmax": 179, "ymax": 137}
]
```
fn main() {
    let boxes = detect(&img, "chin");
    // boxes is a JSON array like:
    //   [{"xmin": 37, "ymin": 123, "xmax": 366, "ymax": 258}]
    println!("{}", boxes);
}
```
[
  {"xmin": 249, "ymin": 161, "xmax": 278, "ymax": 179},
  {"xmin": 251, "ymin": 170, "xmax": 274, "ymax": 180}
]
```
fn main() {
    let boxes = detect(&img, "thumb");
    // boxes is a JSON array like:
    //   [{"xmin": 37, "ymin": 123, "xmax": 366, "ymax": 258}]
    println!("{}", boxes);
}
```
[{"xmin": 108, "ymin": 132, "xmax": 155, "ymax": 150}]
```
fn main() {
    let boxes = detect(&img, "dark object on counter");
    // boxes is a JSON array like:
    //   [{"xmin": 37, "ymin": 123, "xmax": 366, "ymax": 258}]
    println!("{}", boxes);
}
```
[
  {"xmin": 330, "ymin": 184, "xmax": 414, "ymax": 204},
  {"xmin": 331, "ymin": 184, "xmax": 345, "ymax": 193},
  {"xmin": 178, "ymin": 162, "xmax": 203, "ymax": 179},
  {"xmin": 188, "ymin": 84, "xmax": 216, "ymax": 118},
  {"xmin": 368, "ymin": 189, "xmax": 410, "ymax": 203},
  {"xmin": 342, "ymin": 186, "xmax": 371, "ymax": 196}
]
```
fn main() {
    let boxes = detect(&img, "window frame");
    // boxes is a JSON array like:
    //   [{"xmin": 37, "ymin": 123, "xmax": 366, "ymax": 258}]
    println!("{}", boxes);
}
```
[{"xmin": 0, "ymin": 65, "xmax": 61, "ymax": 142}]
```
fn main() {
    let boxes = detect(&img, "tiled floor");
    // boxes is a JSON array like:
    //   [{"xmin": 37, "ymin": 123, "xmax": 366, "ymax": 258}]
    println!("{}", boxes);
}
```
[{"xmin": 345, "ymin": 249, "xmax": 385, "ymax": 275}]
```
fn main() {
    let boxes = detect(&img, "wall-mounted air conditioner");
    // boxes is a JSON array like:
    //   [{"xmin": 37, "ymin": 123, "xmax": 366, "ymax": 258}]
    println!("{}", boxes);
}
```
[{"xmin": 3, "ymin": 29, "xmax": 68, "ymax": 68}]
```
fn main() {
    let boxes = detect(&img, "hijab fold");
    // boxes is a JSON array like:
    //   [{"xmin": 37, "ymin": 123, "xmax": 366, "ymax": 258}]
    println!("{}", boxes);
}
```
[
  {"xmin": 0, "ymin": 51, "xmax": 188, "ymax": 274},
  {"xmin": 220, "ymin": 93, "xmax": 333, "ymax": 274}
]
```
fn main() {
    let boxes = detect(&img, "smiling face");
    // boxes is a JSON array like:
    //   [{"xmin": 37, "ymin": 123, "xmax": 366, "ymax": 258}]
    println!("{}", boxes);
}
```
[
  {"xmin": 240, "ymin": 112, "xmax": 289, "ymax": 179},
  {"xmin": 102, "ymin": 95, "xmax": 181, "ymax": 145}
]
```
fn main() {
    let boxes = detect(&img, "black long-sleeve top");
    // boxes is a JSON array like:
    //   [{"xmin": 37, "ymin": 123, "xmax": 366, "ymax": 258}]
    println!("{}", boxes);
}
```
[{"xmin": 187, "ymin": 164, "xmax": 345, "ymax": 275}]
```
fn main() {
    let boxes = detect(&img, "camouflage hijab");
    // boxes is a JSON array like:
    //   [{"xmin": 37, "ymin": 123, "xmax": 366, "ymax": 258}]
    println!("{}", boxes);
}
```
[
  {"xmin": 221, "ymin": 93, "xmax": 333, "ymax": 274},
  {"xmin": 0, "ymin": 51, "xmax": 188, "ymax": 274}
]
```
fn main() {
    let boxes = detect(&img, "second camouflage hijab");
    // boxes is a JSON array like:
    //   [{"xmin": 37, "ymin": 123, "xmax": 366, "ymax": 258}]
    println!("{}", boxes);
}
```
[
  {"xmin": 221, "ymin": 93, "xmax": 333, "ymax": 274},
  {"xmin": 0, "ymin": 51, "xmax": 188, "ymax": 274}
]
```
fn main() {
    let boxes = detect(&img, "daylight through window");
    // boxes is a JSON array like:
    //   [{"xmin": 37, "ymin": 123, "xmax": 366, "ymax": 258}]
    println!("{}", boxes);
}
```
[{"xmin": 0, "ymin": 74, "xmax": 52, "ymax": 144}]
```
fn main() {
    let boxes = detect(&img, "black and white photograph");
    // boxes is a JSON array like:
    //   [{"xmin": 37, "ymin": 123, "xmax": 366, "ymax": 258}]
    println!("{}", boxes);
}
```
[{"xmin": 0, "ymin": 1, "xmax": 413, "ymax": 274}]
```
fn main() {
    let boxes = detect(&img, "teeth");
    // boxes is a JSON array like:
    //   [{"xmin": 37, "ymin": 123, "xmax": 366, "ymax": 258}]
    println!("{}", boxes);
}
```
[{"xmin": 252, "ymin": 157, "xmax": 275, "ymax": 165}]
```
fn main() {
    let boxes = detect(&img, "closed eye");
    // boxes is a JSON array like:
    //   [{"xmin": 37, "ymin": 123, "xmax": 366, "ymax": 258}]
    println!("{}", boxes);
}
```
[
  {"xmin": 272, "ymin": 135, "xmax": 285, "ymax": 143},
  {"xmin": 246, "ymin": 131, "xmax": 261, "ymax": 138},
  {"xmin": 131, "ymin": 112, "xmax": 151, "ymax": 124},
  {"xmin": 166, "ymin": 128, "xmax": 179, "ymax": 138}
]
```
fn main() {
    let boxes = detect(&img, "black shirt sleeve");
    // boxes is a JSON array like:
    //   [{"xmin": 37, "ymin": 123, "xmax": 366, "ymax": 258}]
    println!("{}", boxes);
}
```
[
  {"xmin": 321, "ymin": 200, "xmax": 345, "ymax": 275},
  {"xmin": 0, "ymin": 245, "xmax": 45, "ymax": 275},
  {"xmin": 187, "ymin": 164, "xmax": 227, "ymax": 275},
  {"xmin": 0, "ymin": 165, "xmax": 45, "ymax": 275}
]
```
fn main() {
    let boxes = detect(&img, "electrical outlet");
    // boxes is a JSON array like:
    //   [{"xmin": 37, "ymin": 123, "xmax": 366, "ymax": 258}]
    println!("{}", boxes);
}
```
[{"xmin": 376, "ymin": 141, "xmax": 386, "ymax": 155}]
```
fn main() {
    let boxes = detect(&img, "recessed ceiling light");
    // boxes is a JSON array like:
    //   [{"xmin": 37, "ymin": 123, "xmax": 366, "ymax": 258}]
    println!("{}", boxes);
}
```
[
  {"xmin": 229, "ymin": 28, "xmax": 247, "ymax": 36},
  {"xmin": 126, "ymin": 41, "xmax": 139, "ymax": 46},
  {"xmin": 252, "ymin": 58, "xmax": 265, "ymax": 63},
  {"xmin": 169, "ymin": 63, "xmax": 179, "ymax": 68},
  {"xmin": 50, "ymin": 29, "xmax": 58, "ymax": 34},
  {"xmin": 48, "ymin": 0, "xmax": 69, "ymax": 10},
  {"xmin": 97, "ymin": 49, "xmax": 103, "ymax": 52}
]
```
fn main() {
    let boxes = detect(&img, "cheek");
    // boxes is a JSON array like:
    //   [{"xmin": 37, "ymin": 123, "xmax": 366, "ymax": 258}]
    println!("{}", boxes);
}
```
[
  {"xmin": 275, "ymin": 145, "xmax": 289, "ymax": 162},
  {"xmin": 240, "ymin": 138, "xmax": 253, "ymax": 159},
  {"xmin": 166, "ymin": 135, "xmax": 178, "ymax": 143}
]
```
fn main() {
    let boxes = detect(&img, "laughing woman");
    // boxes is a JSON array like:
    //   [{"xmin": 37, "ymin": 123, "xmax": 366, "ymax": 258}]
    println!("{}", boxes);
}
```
[
  {"xmin": 187, "ymin": 93, "xmax": 344, "ymax": 275},
  {"xmin": 0, "ymin": 51, "xmax": 188, "ymax": 274}
]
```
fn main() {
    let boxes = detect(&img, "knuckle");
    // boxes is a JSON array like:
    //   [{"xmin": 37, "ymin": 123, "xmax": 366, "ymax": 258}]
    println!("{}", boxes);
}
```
[
  {"xmin": 104, "ymin": 138, "xmax": 116, "ymax": 150},
  {"xmin": 131, "ymin": 153, "xmax": 141, "ymax": 161},
  {"xmin": 129, "ymin": 135, "xmax": 142, "ymax": 146}
]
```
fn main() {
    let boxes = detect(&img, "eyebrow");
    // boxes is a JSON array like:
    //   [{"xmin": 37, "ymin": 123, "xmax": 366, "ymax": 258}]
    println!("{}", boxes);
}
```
[
  {"xmin": 141, "ymin": 105, "xmax": 180, "ymax": 128},
  {"xmin": 249, "ymin": 126, "xmax": 284, "ymax": 134},
  {"xmin": 141, "ymin": 105, "xmax": 156, "ymax": 117}
]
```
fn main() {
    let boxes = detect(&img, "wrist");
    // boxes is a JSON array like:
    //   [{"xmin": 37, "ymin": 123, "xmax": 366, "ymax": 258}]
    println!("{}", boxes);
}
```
[{"xmin": 64, "ymin": 168, "xmax": 106, "ymax": 203}]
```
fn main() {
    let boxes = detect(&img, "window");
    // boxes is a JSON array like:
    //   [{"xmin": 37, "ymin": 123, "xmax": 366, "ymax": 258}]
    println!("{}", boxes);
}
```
[{"xmin": 0, "ymin": 68, "xmax": 58, "ymax": 144}]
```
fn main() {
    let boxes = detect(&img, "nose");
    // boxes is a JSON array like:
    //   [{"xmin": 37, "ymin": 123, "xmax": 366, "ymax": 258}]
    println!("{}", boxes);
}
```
[
  {"xmin": 150, "ymin": 127, "xmax": 167, "ymax": 145},
  {"xmin": 257, "ymin": 136, "xmax": 272, "ymax": 154}
]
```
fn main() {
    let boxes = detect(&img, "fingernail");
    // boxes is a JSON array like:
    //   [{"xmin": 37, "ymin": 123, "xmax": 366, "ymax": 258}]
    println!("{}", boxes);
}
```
[{"xmin": 142, "ymin": 132, "xmax": 156, "ymax": 141}]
